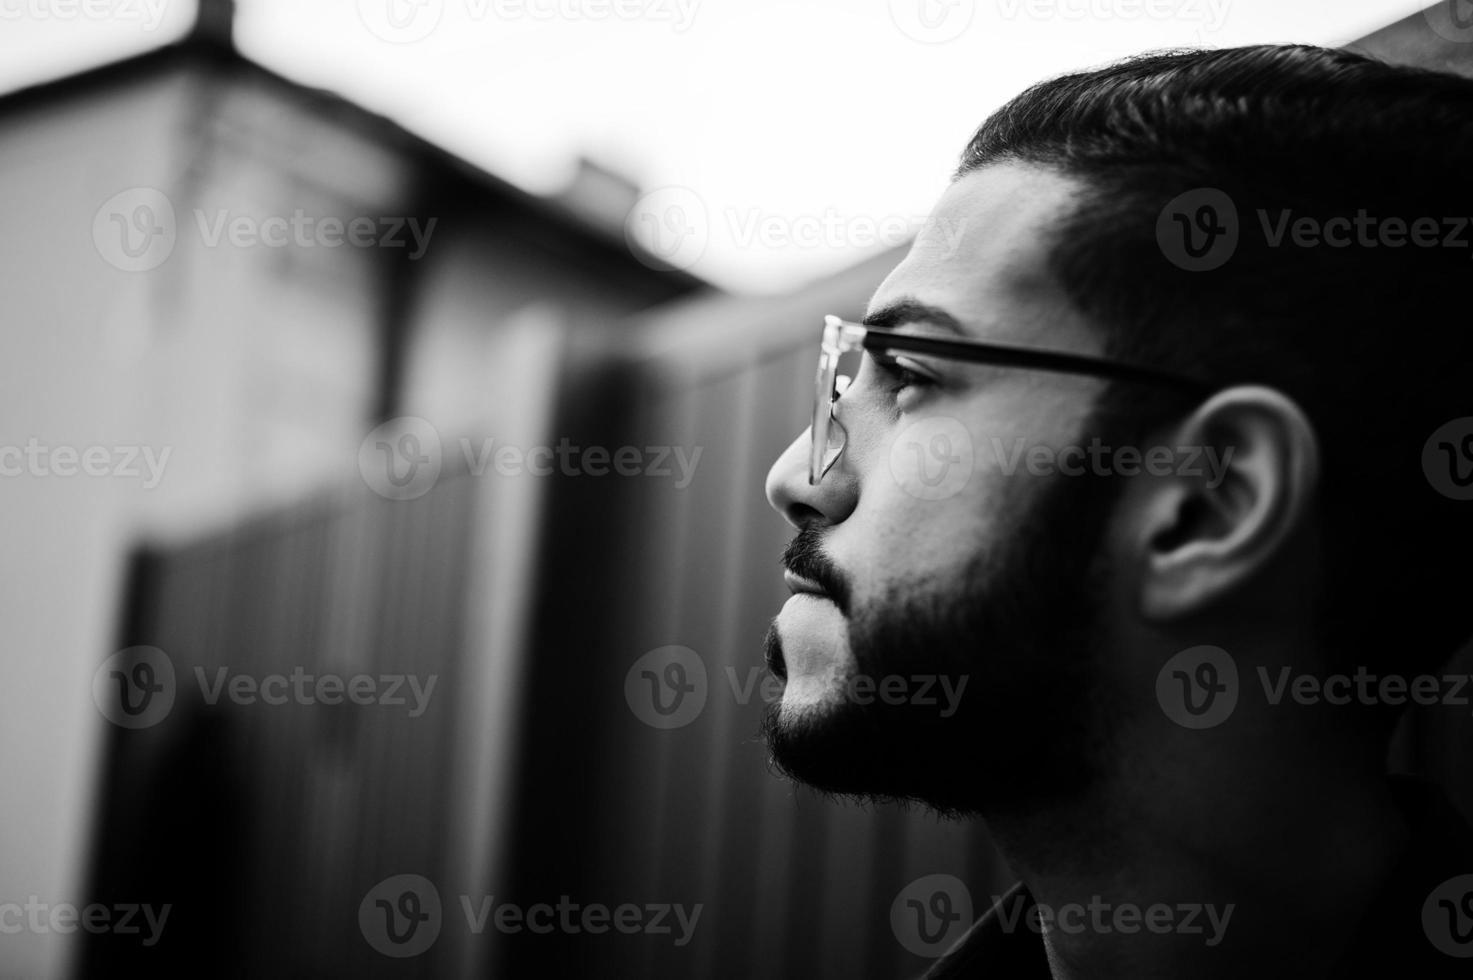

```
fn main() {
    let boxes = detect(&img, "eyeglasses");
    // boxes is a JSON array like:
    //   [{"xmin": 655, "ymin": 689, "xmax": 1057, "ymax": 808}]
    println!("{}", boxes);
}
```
[{"xmin": 810, "ymin": 314, "xmax": 1212, "ymax": 485}]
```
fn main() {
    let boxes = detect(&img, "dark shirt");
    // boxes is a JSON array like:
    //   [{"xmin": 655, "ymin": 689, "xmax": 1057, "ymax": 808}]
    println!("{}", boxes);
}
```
[{"xmin": 920, "ymin": 777, "xmax": 1473, "ymax": 979}]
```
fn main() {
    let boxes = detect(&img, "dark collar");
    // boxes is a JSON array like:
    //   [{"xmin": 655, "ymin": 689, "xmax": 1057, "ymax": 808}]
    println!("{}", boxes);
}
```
[{"xmin": 919, "ymin": 776, "xmax": 1473, "ymax": 979}]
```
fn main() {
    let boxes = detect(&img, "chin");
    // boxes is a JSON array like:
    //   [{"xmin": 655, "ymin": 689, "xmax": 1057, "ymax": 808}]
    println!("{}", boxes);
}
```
[{"xmin": 774, "ymin": 665, "xmax": 854, "ymax": 717}]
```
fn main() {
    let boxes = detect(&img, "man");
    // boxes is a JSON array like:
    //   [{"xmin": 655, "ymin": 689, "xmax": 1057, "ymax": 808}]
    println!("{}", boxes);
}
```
[{"xmin": 761, "ymin": 44, "xmax": 1473, "ymax": 979}]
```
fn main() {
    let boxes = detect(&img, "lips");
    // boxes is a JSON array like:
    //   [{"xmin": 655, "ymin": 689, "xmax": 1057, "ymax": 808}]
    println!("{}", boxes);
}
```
[
  {"xmin": 783, "ymin": 569, "xmax": 832, "ymax": 600},
  {"xmin": 779, "ymin": 528, "xmax": 850, "ymax": 614}
]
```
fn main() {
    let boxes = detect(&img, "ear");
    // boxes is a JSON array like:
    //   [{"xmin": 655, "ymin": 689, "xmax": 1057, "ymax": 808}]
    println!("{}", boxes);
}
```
[{"xmin": 1135, "ymin": 385, "xmax": 1320, "ymax": 621}]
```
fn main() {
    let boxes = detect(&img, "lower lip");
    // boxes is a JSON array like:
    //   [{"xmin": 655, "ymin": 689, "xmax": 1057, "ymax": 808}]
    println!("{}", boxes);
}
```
[
  {"xmin": 780, "ymin": 592, "xmax": 841, "ymax": 618},
  {"xmin": 774, "ymin": 596, "xmax": 847, "ymax": 683}
]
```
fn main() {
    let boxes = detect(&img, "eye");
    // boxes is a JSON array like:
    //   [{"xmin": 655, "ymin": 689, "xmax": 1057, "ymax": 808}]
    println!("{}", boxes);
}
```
[{"xmin": 871, "ymin": 352, "xmax": 935, "ymax": 399}]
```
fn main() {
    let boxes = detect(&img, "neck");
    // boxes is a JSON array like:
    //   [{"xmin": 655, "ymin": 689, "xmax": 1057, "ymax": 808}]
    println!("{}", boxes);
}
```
[{"xmin": 981, "ymin": 727, "xmax": 1406, "ymax": 980}]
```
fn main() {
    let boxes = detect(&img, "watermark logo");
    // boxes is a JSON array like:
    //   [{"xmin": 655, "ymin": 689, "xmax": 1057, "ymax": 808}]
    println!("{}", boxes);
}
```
[
  {"xmin": 94, "ymin": 189, "xmax": 437, "ymax": 270},
  {"xmin": 992, "ymin": 894, "xmax": 1233, "ymax": 945},
  {"xmin": 358, "ymin": 0, "xmax": 697, "ymax": 41},
  {"xmin": 1259, "ymin": 666, "xmax": 1473, "ymax": 712},
  {"xmin": 357, "ymin": 0, "xmax": 441, "ymax": 41},
  {"xmin": 891, "ymin": 874, "xmax": 973, "ymax": 957},
  {"xmin": 995, "ymin": 0, "xmax": 1230, "ymax": 35},
  {"xmin": 0, "ymin": 0, "xmax": 172, "ymax": 30},
  {"xmin": 1423, "ymin": 874, "xmax": 1473, "ymax": 957},
  {"xmin": 358, "ymin": 0, "xmax": 444, "ymax": 42},
  {"xmin": 191, "ymin": 209, "xmax": 436, "ymax": 257},
  {"xmin": 1425, "ymin": 0, "xmax": 1473, "ymax": 44},
  {"xmin": 625, "ymin": 185, "xmax": 708, "ymax": 273},
  {"xmin": 359, "ymin": 418, "xmax": 703, "ymax": 499},
  {"xmin": 888, "ymin": 0, "xmax": 974, "ymax": 43},
  {"xmin": 1157, "ymin": 188, "xmax": 1238, "ymax": 272},
  {"xmin": 1423, "ymin": 417, "xmax": 1473, "ymax": 501},
  {"xmin": 93, "ymin": 648, "xmax": 437, "ymax": 726},
  {"xmin": 92, "ymin": 646, "xmax": 176, "ymax": 729},
  {"xmin": 93, "ymin": 187, "xmax": 176, "ymax": 272},
  {"xmin": 889, "ymin": 416, "xmax": 975, "ymax": 501},
  {"xmin": 0, "ymin": 899, "xmax": 170, "ymax": 945},
  {"xmin": 195, "ymin": 667, "xmax": 437, "ymax": 716},
  {"xmin": 360, "ymin": 876, "xmax": 701, "ymax": 955},
  {"xmin": 625, "ymin": 647, "xmax": 969, "ymax": 728},
  {"xmin": 460, "ymin": 894, "xmax": 701, "ymax": 943},
  {"xmin": 359, "ymin": 416, "xmax": 444, "ymax": 501},
  {"xmin": 990, "ymin": 437, "xmax": 1233, "ymax": 486},
  {"xmin": 1156, "ymin": 645, "xmax": 1237, "ymax": 729},
  {"xmin": 725, "ymin": 208, "xmax": 963, "ymax": 257},
  {"xmin": 360, "ymin": 874, "xmax": 443, "ymax": 958},
  {"xmin": 626, "ymin": 192, "xmax": 967, "ymax": 272},
  {"xmin": 624, "ymin": 646, "xmax": 707, "ymax": 729},
  {"xmin": 0, "ymin": 440, "xmax": 171, "ymax": 487},
  {"xmin": 1163, "ymin": 654, "xmax": 1473, "ymax": 725},
  {"xmin": 460, "ymin": 436, "xmax": 700, "ymax": 486}
]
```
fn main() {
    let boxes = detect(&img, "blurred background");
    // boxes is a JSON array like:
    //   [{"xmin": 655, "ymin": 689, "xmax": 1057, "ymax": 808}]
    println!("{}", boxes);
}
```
[{"xmin": 1, "ymin": 0, "xmax": 1469, "ymax": 976}]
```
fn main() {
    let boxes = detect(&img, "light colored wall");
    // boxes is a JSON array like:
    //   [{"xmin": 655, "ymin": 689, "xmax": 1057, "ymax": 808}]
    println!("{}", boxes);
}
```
[{"xmin": 0, "ymin": 64, "xmax": 394, "ymax": 979}]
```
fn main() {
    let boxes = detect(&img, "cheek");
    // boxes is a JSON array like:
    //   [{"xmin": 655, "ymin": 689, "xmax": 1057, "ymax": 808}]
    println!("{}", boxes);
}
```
[
  {"xmin": 835, "ymin": 386, "xmax": 1091, "ymax": 601},
  {"xmin": 837, "ymin": 469, "xmax": 1001, "ymax": 609}
]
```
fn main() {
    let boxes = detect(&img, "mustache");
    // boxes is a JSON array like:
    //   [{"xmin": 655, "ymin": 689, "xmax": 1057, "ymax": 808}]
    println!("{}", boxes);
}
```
[{"xmin": 780, "ymin": 525, "xmax": 851, "ymax": 615}]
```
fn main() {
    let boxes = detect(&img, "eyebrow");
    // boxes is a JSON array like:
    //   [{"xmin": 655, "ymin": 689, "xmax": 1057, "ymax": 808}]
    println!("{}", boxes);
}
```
[{"xmin": 861, "ymin": 299, "xmax": 967, "ymax": 337}]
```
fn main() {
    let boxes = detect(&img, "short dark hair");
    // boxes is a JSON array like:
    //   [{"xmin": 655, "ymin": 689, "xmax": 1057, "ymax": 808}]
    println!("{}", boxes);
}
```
[{"xmin": 957, "ymin": 44, "xmax": 1473, "ymax": 679}]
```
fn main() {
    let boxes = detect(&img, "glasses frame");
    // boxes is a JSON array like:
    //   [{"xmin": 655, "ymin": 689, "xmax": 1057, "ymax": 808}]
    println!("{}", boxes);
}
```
[{"xmin": 810, "ymin": 314, "xmax": 1213, "ymax": 485}]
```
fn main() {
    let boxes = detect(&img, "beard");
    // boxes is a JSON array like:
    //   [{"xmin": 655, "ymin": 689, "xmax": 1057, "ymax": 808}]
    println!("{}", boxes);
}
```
[{"xmin": 761, "ymin": 422, "xmax": 1128, "ymax": 819}]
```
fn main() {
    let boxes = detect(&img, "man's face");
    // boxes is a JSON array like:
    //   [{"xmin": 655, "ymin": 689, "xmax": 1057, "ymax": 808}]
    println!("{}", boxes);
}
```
[{"xmin": 761, "ymin": 162, "xmax": 1131, "ymax": 815}]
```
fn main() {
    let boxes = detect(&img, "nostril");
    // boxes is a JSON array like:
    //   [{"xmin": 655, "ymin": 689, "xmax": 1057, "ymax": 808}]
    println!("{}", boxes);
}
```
[{"xmin": 785, "ymin": 503, "xmax": 825, "ymax": 528}]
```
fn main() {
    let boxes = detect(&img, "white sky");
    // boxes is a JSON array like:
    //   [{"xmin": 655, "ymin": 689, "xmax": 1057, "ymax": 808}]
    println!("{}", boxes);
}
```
[{"xmin": 0, "ymin": 0, "xmax": 1436, "ymax": 291}]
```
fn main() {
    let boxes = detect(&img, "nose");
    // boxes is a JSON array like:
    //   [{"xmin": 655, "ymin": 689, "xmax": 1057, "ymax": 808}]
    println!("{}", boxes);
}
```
[{"xmin": 765, "ymin": 425, "xmax": 859, "ymax": 529}]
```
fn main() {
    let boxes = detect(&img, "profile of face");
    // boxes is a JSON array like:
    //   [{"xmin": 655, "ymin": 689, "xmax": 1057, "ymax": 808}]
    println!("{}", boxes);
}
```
[{"xmin": 761, "ymin": 163, "xmax": 1140, "ymax": 816}]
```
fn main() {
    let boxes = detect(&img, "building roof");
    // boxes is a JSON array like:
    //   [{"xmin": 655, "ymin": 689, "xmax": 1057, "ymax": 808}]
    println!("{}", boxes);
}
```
[{"xmin": 0, "ymin": 17, "xmax": 710, "ymax": 295}]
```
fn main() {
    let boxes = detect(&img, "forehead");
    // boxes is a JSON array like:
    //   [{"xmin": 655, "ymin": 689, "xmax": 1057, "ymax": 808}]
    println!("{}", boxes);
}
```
[{"xmin": 868, "ymin": 162, "xmax": 1098, "ymax": 352}]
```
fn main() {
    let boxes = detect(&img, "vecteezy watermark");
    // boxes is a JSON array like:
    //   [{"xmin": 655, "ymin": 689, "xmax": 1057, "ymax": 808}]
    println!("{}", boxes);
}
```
[
  {"xmin": 1423, "ymin": 874, "xmax": 1473, "ymax": 957},
  {"xmin": 990, "ymin": 437, "xmax": 1233, "ymax": 485},
  {"xmin": 0, "ymin": 439, "xmax": 171, "ymax": 488},
  {"xmin": 1156, "ymin": 645, "xmax": 1239, "ymax": 729},
  {"xmin": 92, "ymin": 187, "xmax": 437, "ymax": 272},
  {"xmin": 889, "ymin": 417, "xmax": 1236, "ymax": 503},
  {"xmin": 891, "ymin": 874, "xmax": 974, "ymax": 957},
  {"xmin": 1157, "ymin": 646, "xmax": 1473, "ymax": 729},
  {"xmin": 1256, "ymin": 209, "xmax": 1473, "ymax": 256},
  {"xmin": 1157, "ymin": 188, "xmax": 1240, "ymax": 272},
  {"xmin": 624, "ymin": 646, "xmax": 708, "ymax": 729},
  {"xmin": 1423, "ymin": 417, "xmax": 1473, "ymax": 501},
  {"xmin": 623, "ymin": 646, "xmax": 970, "ymax": 729},
  {"xmin": 360, "ymin": 875, "xmax": 442, "ymax": 958},
  {"xmin": 356, "ymin": 0, "xmax": 699, "ymax": 44},
  {"xmin": 0, "ymin": 898, "xmax": 171, "ymax": 946},
  {"xmin": 359, "ymin": 874, "xmax": 702, "ymax": 958},
  {"xmin": 624, "ymin": 186, "xmax": 708, "ymax": 273},
  {"xmin": 623, "ymin": 186, "xmax": 968, "ymax": 274},
  {"xmin": 92, "ymin": 647, "xmax": 176, "ymax": 730},
  {"xmin": 991, "ymin": 894, "xmax": 1234, "ymax": 946},
  {"xmin": 1158, "ymin": 187, "xmax": 1473, "ymax": 272},
  {"xmin": 0, "ymin": 0, "xmax": 170, "ymax": 30},
  {"xmin": 1424, "ymin": 0, "xmax": 1473, "ymax": 46},
  {"xmin": 890, "ymin": 417, "xmax": 976, "ymax": 502},
  {"xmin": 459, "ymin": 437, "xmax": 700, "ymax": 487},
  {"xmin": 193, "ymin": 666, "xmax": 436, "ymax": 717},
  {"xmin": 724, "ymin": 208, "xmax": 967, "ymax": 258},
  {"xmin": 357, "ymin": 416, "xmax": 703, "ymax": 501},
  {"xmin": 93, "ymin": 647, "xmax": 437, "ymax": 729},
  {"xmin": 888, "ymin": 0, "xmax": 975, "ymax": 44},
  {"xmin": 995, "ymin": 0, "xmax": 1230, "ymax": 33}
]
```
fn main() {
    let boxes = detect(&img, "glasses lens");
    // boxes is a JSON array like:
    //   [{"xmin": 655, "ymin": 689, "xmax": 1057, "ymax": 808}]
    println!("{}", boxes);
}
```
[
  {"xmin": 810, "ymin": 317, "xmax": 864, "ymax": 484},
  {"xmin": 810, "ymin": 348, "xmax": 836, "ymax": 484}
]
